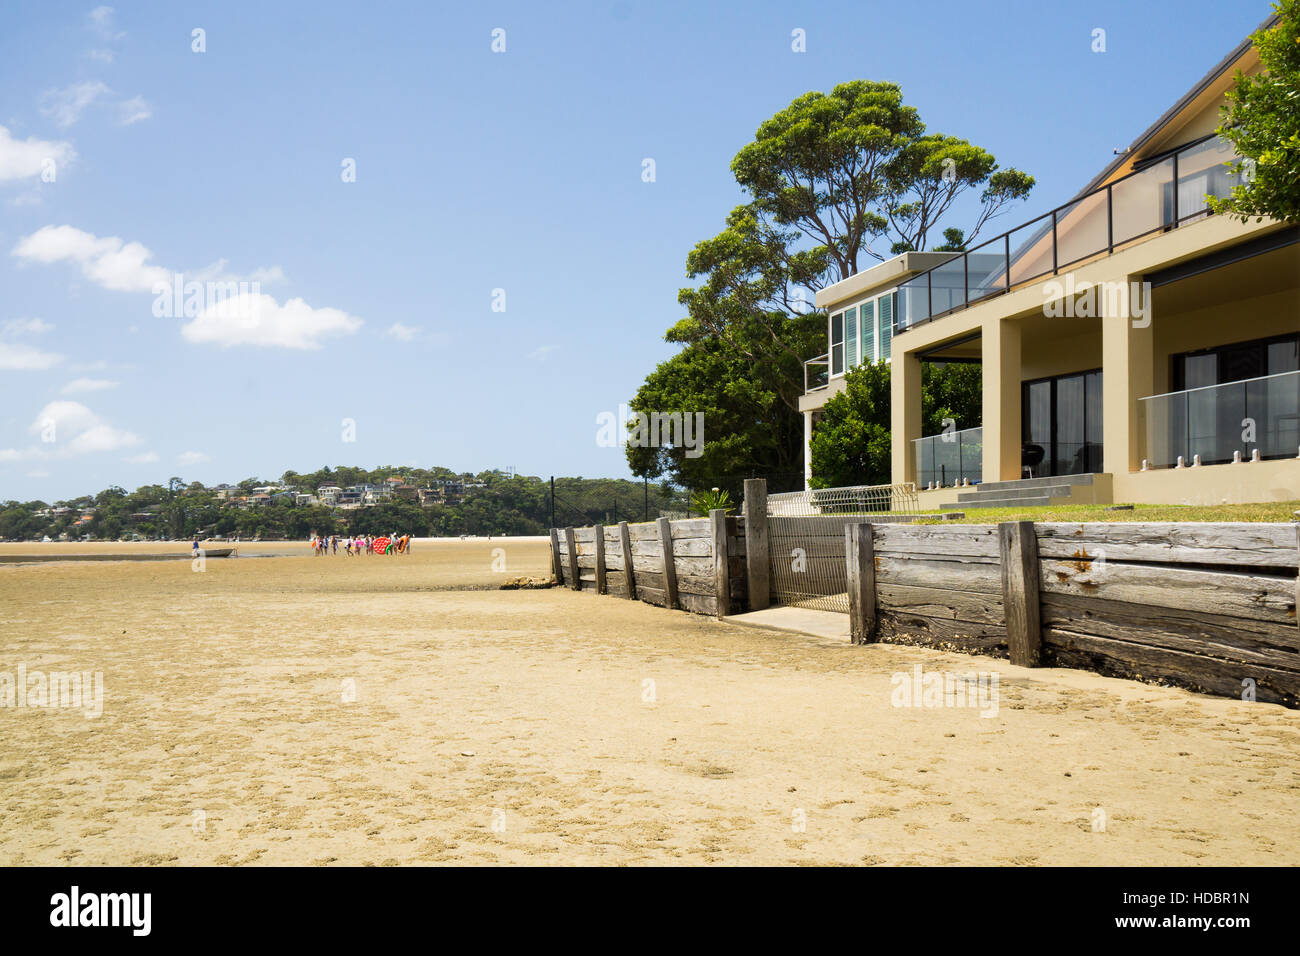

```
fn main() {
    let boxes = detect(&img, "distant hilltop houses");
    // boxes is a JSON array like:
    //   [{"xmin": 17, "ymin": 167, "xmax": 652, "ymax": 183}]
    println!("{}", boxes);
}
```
[{"xmin": 209, "ymin": 476, "xmax": 485, "ymax": 511}]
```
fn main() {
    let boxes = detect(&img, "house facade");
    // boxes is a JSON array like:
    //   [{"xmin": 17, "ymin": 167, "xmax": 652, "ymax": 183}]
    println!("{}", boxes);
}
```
[{"xmin": 801, "ymin": 15, "xmax": 1299, "ymax": 507}]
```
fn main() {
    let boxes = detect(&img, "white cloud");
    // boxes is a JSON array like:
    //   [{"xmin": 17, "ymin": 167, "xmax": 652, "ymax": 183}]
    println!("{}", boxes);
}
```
[
  {"xmin": 385, "ymin": 322, "xmax": 419, "ymax": 342},
  {"xmin": 2, "ymin": 317, "xmax": 54, "ymax": 336},
  {"xmin": 124, "ymin": 451, "xmax": 158, "ymax": 464},
  {"xmin": 26, "ymin": 470, "xmax": 50, "ymax": 478},
  {"xmin": 61, "ymin": 377, "xmax": 119, "ymax": 394},
  {"xmin": 191, "ymin": 259, "xmax": 285, "ymax": 285},
  {"xmin": 0, "ymin": 342, "xmax": 64, "ymax": 370},
  {"xmin": 87, "ymin": 49, "xmax": 115, "ymax": 64},
  {"xmin": 22, "ymin": 400, "xmax": 140, "ymax": 456},
  {"xmin": 39, "ymin": 81, "xmax": 111, "ymax": 128},
  {"xmin": 117, "ymin": 96, "xmax": 152, "ymax": 125},
  {"xmin": 181, "ymin": 293, "xmax": 363, "ymax": 350},
  {"xmin": 177, "ymin": 451, "xmax": 209, "ymax": 465},
  {"xmin": 0, "ymin": 126, "xmax": 76, "ymax": 183},
  {"xmin": 12, "ymin": 225, "xmax": 170, "ymax": 292},
  {"xmin": 88, "ymin": 6, "xmax": 124, "ymax": 40},
  {"xmin": 528, "ymin": 345, "xmax": 558, "ymax": 361}
]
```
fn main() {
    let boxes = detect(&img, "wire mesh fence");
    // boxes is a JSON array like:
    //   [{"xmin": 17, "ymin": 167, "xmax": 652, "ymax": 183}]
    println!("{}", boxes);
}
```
[{"xmin": 764, "ymin": 482, "xmax": 921, "ymax": 613}]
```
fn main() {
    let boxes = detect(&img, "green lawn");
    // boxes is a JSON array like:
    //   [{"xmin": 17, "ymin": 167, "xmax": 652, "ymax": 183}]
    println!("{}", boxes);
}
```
[{"xmin": 912, "ymin": 500, "xmax": 1300, "ymax": 524}]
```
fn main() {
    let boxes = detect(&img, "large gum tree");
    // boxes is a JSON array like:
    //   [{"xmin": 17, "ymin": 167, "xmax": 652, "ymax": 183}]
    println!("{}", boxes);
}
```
[{"xmin": 628, "ymin": 80, "xmax": 1033, "ymax": 493}]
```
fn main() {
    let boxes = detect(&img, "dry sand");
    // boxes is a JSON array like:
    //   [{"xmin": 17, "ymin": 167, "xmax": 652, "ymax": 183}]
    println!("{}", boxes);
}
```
[{"xmin": 1, "ymin": 536, "xmax": 1298, "ymax": 866}]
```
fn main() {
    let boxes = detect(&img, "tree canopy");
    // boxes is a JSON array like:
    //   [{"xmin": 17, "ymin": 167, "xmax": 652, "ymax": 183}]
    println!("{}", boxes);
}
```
[
  {"xmin": 1209, "ymin": 1, "xmax": 1300, "ymax": 224},
  {"xmin": 629, "ymin": 80, "xmax": 1030, "ymax": 491}
]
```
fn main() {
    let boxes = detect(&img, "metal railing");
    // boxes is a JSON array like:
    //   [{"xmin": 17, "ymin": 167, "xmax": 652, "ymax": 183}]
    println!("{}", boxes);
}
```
[
  {"xmin": 913, "ymin": 426, "xmax": 983, "ymax": 488},
  {"xmin": 768, "ymin": 482, "xmax": 921, "ymax": 516},
  {"xmin": 895, "ymin": 133, "xmax": 1243, "ymax": 335},
  {"xmin": 1138, "ymin": 369, "xmax": 1300, "ymax": 468},
  {"xmin": 805, "ymin": 353, "xmax": 830, "ymax": 392}
]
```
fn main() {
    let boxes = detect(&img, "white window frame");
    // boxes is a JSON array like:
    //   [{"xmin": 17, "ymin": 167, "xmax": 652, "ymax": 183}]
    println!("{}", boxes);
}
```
[{"xmin": 828, "ymin": 286, "xmax": 898, "ymax": 379}]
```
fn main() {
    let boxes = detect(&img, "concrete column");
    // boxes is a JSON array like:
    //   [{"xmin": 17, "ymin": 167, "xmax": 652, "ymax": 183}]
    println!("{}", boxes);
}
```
[
  {"xmin": 1101, "ymin": 294, "xmax": 1154, "ymax": 475},
  {"xmin": 982, "ymin": 318, "xmax": 1022, "ymax": 482},
  {"xmin": 891, "ymin": 350, "xmax": 922, "ymax": 485},
  {"xmin": 803, "ymin": 410, "xmax": 814, "ymax": 488}
]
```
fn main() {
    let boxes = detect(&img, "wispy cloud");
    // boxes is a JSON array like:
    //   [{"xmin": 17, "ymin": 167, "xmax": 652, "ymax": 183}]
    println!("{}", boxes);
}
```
[
  {"xmin": 39, "ymin": 81, "xmax": 111, "ymax": 128},
  {"xmin": 61, "ymin": 377, "xmax": 119, "ymax": 394},
  {"xmin": 177, "ymin": 450, "xmax": 209, "ymax": 466},
  {"xmin": 385, "ymin": 322, "xmax": 419, "ymax": 342},
  {"xmin": 87, "ymin": 6, "xmax": 124, "ymax": 41},
  {"xmin": 117, "ymin": 96, "xmax": 152, "ymax": 126},
  {"xmin": 528, "ymin": 345, "xmax": 558, "ymax": 362},
  {"xmin": 0, "ymin": 401, "xmax": 140, "ymax": 461},
  {"xmin": 124, "ymin": 451, "xmax": 158, "ymax": 464},
  {"xmin": 2, "ymin": 317, "xmax": 54, "ymax": 336},
  {"xmin": 0, "ymin": 342, "xmax": 63, "ymax": 370}
]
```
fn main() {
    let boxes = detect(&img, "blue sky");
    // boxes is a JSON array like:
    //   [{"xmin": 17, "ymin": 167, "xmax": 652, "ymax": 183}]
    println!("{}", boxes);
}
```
[{"xmin": 0, "ymin": 0, "xmax": 1272, "ymax": 501}]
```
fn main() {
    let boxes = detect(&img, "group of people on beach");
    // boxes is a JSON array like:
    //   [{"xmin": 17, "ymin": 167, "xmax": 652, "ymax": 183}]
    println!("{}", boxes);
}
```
[{"xmin": 310, "ymin": 533, "xmax": 413, "ymax": 556}]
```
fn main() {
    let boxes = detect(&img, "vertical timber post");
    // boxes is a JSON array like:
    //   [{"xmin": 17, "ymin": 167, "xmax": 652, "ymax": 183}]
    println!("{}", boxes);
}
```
[
  {"xmin": 1294, "ymin": 524, "xmax": 1299, "ymax": 632},
  {"xmin": 549, "ymin": 528, "xmax": 563, "ymax": 585},
  {"xmin": 846, "ymin": 522, "xmax": 877, "ymax": 644},
  {"xmin": 743, "ymin": 478, "xmax": 770, "ymax": 612},
  {"xmin": 657, "ymin": 516, "xmax": 678, "ymax": 610},
  {"xmin": 618, "ymin": 520, "xmax": 636, "ymax": 599},
  {"xmin": 710, "ymin": 509, "xmax": 730, "ymax": 618},
  {"xmin": 564, "ymin": 527, "xmax": 581, "ymax": 593},
  {"xmin": 1000, "ymin": 521, "xmax": 1042, "ymax": 666},
  {"xmin": 594, "ymin": 524, "xmax": 607, "ymax": 594}
]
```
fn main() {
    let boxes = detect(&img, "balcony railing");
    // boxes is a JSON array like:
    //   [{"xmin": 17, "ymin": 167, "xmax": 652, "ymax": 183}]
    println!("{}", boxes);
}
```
[
  {"xmin": 805, "ymin": 353, "xmax": 830, "ymax": 392},
  {"xmin": 1138, "ymin": 370, "xmax": 1300, "ymax": 468},
  {"xmin": 913, "ymin": 426, "xmax": 983, "ymax": 487},
  {"xmin": 895, "ymin": 133, "xmax": 1243, "ymax": 335}
]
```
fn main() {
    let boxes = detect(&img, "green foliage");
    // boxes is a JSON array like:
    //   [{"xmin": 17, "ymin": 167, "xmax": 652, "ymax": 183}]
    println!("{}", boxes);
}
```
[
  {"xmin": 1208, "ymin": 2, "xmax": 1300, "ymax": 224},
  {"xmin": 808, "ymin": 362, "xmax": 982, "ymax": 488},
  {"xmin": 689, "ymin": 487, "xmax": 733, "ymax": 516}
]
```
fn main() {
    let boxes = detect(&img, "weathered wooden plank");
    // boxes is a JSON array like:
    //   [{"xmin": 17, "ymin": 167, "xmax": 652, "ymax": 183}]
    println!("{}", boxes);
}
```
[
  {"xmin": 874, "ymin": 555, "xmax": 1002, "ymax": 593},
  {"xmin": 564, "ymin": 527, "xmax": 581, "ymax": 592},
  {"xmin": 1045, "ymin": 628, "xmax": 1300, "ymax": 707},
  {"xmin": 626, "ymin": 522, "xmax": 662, "ymax": 542},
  {"xmin": 744, "ymin": 478, "xmax": 770, "ymax": 612},
  {"xmin": 604, "ymin": 550, "xmax": 624, "ymax": 571},
  {"xmin": 1000, "ymin": 521, "xmax": 1042, "ymax": 667},
  {"xmin": 876, "ymin": 611, "xmax": 1009, "ymax": 657},
  {"xmin": 666, "ymin": 517, "xmax": 711, "ymax": 537},
  {"xmin": 871, "ymin": 523, "xmax": 1001, "ymax": 559},
  {"xmin": 549, "ymin": 528, "xmax": 563, "ymax": 584},
  {"xmin": 657, "ymin": 517, "xmax": 679, "ymax": 610},
  {"xmin": 594, "ymin": 523, "xmax": 607, "ymax": 594},
  {"xmin": 711, "ymin": 509, "xmax": 730, "ymax": 618},
  {"xmin": 876, "ymin": 582, "xmax": 1005, "ymax": 625},
  {"xmin": 1034, "ymin": 522, "xmax": 1299, "ymax": 569},
  {"xmin": 638, "ymin": 585, "xmax": 667, "ymax": 608},
  {"xmin": 1040, "ymin": 558, "xmax": 1296, "ymax": 624},
  {"xmin": 1041, "ymin": 593, "xmax": 1300, "ymax": 671},
  {"xmin": 678, "ymin": 591, "xmax": 719, "ymax": 616},
  {"xmin": 1294, "ymin": 524, "xmax": 1299, "ymax": 632},
  {"xmin": 573, "ymin": 527, "xmax": 597, "ymax": 544},
  {"xmin": 619, "ymin": 521, "xmax": 636, "ymax": 600},
  {"xmin": 846, "ymin": 523, "xmax": 877, "ymax": 644}
]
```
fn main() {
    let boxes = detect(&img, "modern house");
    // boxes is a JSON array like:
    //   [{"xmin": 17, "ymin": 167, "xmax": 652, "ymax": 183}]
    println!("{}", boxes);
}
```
[{"xmin": 801, "ymin": 13, "xmax": 1298, "ymax": 507}]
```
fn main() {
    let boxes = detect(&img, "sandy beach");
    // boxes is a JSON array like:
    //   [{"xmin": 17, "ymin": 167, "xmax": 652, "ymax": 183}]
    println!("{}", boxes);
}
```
[{"xmin": 2, "ymin": 536, "xmax": 1298, "ymax": 866}]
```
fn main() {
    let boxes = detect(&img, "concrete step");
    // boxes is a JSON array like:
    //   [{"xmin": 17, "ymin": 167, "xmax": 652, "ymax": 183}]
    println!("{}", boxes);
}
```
[
  {"xmin": 941, "ymin": 495, "xmax": 1054, "ymax": 510},
  {"xmin": 976, "ymin": 473, "xmax": 1096, "ymax": 493},
  {"xmin": 957, "ymin": 483, "xmax": 1080, "ymax": 502}
]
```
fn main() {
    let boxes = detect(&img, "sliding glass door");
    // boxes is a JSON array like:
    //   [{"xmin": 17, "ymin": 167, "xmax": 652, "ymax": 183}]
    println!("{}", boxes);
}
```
[{"xmin": 1021, "ymin": 370, "xmax": 1104, "ymax": 477}]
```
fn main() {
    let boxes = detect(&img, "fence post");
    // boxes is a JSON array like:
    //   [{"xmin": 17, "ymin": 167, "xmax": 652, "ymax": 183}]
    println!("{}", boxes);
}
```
[
  {"xmin": 618, "ymin": 521, "xmax": 636, "ymax": 599},
  {"xmin": 1294, "ymin": 524, "xmax": 1299, "ymax": 632},
  {"xmin": 743, "ymin": 478, "xmax": 770, "ymax": 611},
  {"xmin": 710, "ymin": 509, "xmax": 730, "ymax": 618},
  {"xmin": 1000, "ymin": 521, "xmax": 1042, "ymax": 666},
  {"xmin": 564, "ymin": 527, "xmax": 581, "ymax": 592},
  {"xmin": 594, "ymin": 524, "xmax": 607, "ymax": 594},
  {"xmin": 549, "ymin": 528, "xmax": 563, "ymax": 585},
  {"xmin": 846, "ymin": 522, "xmax": 877, "ymax": 644},
  {"xmin": 657, "ymin": 516, "xmax": 679, "ymax": 610}
]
